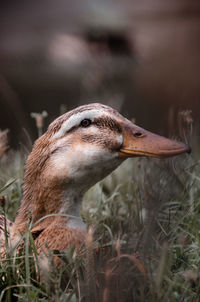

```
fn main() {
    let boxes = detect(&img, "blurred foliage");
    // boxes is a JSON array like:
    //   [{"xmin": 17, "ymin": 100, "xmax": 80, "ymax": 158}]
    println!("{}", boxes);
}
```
[{"xmin": 0, "ymin": 122, "xmax": 200, "ymax": 301}]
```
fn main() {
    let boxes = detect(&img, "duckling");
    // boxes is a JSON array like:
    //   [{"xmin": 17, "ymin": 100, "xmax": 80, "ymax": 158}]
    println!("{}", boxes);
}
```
[{"xmin": 0, "ymin": 103, "xmax": 190, "ymax": 255}]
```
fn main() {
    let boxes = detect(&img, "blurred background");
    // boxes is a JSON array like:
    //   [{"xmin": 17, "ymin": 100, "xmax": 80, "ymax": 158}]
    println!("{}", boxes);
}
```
[{"xmin": 0, "ymin": 0, "xmax": 200, "ymax": 145}]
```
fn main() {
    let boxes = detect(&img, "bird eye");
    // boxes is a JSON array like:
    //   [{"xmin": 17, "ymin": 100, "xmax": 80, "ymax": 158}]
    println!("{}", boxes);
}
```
[{"xmin": 80, "ymin": 119, "xmax": 92, "ymax": 127}]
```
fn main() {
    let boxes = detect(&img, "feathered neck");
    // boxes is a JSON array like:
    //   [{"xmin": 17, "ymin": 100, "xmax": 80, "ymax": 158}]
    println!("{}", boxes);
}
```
[{"xmin": 12, "ymin": 135, "xmax": 87, "ymax": 238}]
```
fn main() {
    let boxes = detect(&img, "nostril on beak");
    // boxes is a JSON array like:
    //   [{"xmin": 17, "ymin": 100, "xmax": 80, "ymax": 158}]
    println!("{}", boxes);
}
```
[{"xmin": 134, "ymin": 132, "xmax": 143, "ymax": 138}]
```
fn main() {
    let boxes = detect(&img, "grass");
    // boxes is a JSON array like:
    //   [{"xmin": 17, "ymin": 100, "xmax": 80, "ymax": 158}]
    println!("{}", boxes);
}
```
[{"xmin": 0, "ymin": 128, "xmax": 200, "ymax": 301}]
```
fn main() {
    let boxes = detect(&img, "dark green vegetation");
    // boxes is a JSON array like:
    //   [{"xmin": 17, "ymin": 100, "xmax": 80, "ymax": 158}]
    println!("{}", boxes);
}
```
[{"xmin": 0, "ymin": 129, "xmax": 200, "ymax": 302}]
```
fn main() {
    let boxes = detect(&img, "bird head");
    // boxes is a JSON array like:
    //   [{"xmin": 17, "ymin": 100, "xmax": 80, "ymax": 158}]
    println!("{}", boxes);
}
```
[{"xmin": 29, "ymin": 103, "xmax": 190, "ymax": 193}]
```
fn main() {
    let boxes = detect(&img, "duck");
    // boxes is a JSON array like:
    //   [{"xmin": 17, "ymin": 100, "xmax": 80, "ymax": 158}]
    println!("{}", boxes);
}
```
[{"xmin": 0, "ymin": 103, "xmax": 190, "ymax": 256}]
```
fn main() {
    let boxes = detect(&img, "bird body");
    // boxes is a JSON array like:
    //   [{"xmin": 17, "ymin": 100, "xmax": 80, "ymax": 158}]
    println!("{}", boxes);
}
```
[{"xmin": 0, "ymin": 103, "xmax": 190, "ymax": 255}]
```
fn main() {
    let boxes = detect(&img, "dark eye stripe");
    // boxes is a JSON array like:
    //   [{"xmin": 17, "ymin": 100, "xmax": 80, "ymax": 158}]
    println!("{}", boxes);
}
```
[{"xmin": 93, "ymin": 117, "xmax": 122, "ymax": 133}]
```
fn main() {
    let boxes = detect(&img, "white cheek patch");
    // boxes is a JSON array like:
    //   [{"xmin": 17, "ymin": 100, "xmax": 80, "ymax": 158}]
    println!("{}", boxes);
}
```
[
  {"xmin": 53, "ymin": 109, "xmax": 110, "ymax": 139},
  {"xmin": 48, "ymin": 144, "xmax": 117, "ymax": 181}
]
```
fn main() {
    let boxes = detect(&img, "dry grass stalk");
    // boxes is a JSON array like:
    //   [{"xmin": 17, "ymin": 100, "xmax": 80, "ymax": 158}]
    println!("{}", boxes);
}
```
[
  {"xmin": 178, "ymin": 110, "xmax": 193, "ymax": 139},
  {"xmin": 30, "ymin": 111, "xmax": 48, "ymax": 137},
  {"xmin": 85, "ymin": 227, "xmax": 97, "ymax": 302},
  {"xmin": 0, "ymin": 195, "xmax": 5, "ymax": 208},
  {"xmin": 102, "ymin": 268, "xmax": 112, "ymax": 302},
  {"xmin": 0, "ymin": 129, "xmax": 9, "ymax": 159}
]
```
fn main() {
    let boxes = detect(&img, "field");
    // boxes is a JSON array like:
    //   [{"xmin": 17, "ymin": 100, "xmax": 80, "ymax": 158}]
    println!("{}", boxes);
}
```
[{"xmin": 0, "ymin": 125, "xmax": 200, "ymax": 302}]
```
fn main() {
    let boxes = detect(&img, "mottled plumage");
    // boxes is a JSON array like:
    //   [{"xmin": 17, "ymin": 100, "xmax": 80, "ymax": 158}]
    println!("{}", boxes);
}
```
[{"xmin": 0, "ymin": 103, "xmax": 190, "ymax": 260}]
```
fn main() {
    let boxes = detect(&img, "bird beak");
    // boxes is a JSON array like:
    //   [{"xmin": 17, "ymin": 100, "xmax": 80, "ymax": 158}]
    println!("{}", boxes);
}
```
[{"xmin": 118, "ymin": 122, "xmax": 191, "ymax": 158}]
